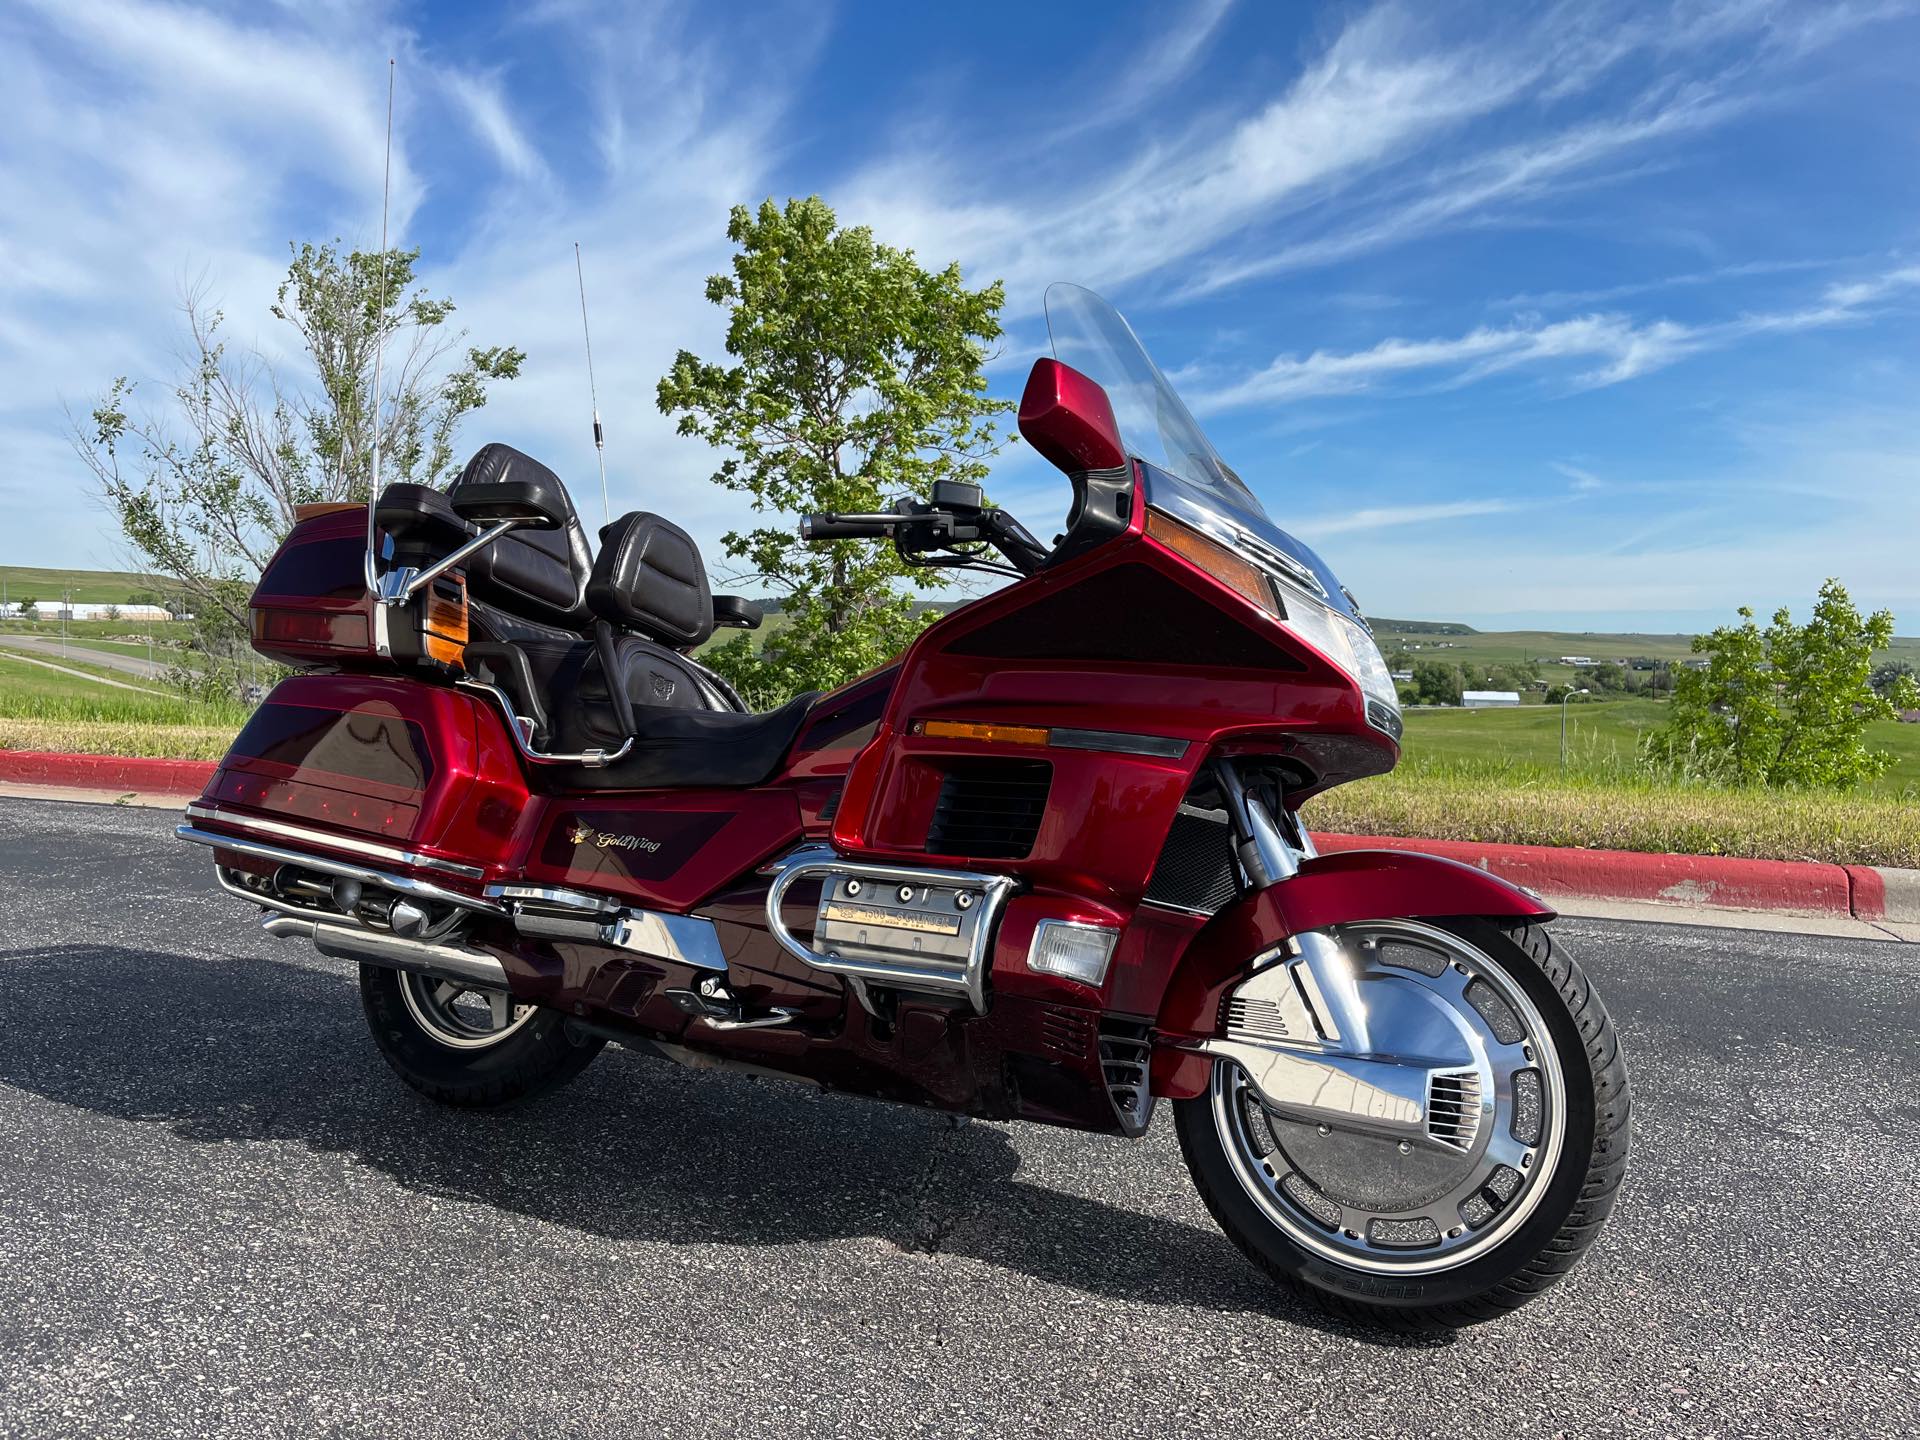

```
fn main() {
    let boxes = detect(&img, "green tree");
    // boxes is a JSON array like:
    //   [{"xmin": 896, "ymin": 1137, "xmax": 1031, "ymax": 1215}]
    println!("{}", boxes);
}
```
[
  {"xmin": 1411, "ymin": 660, "xmax": 1464, "ymax": 706},
  {"xmin": 1646, "ymin": 579, "xmax": 1919, "ymax": 787},
  {"xmin": 15, "ymin": 596, "xmax": 37, "ymax": 620},
  {"xmin": 73, "ymin": 241, "xmax": 523, "ymax": 691},
  {"xmin": 1870, "ymin": 659, "xmax": 1917, "ymax": 699},
  {"xmin": 657, "ymin": 196, "xmax": 1011, "ymax": 703}
]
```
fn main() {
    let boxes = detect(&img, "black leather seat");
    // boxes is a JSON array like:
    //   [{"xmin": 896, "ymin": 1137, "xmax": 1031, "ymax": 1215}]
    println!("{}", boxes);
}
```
[
  {"xmin": 378, "ymin": 454, "xmax": 808, "ymax": 787},
  {"xmin": 536, "ymin": 511, "xmax": 813, "ymax": 788},
  {"xmin": 377, "ymin": 444, "xmax": 595, "ymax": 644}
]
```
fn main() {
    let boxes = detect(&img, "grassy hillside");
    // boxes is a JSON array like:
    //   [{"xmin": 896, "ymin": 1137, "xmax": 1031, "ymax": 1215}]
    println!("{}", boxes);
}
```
[{"xmin": 0, "ymin": 564, "xmax": 177, "ymax": 606}]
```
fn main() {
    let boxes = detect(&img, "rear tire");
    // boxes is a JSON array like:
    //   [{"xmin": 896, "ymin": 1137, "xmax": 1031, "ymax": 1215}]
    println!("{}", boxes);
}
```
[
  {"xmin": 1175, "ymin": 917, "xmax": 1630, "ymax": 1329},
  {"xmin": 358, "ymin": 964, "xmax": 605, "ymax": 1109}
]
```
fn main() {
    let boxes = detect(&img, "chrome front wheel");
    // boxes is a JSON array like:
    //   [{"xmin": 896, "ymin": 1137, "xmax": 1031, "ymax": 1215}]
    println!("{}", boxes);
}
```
[
  {"xmin": 1175, "ymin": 918, "xmax": 1630, "ymax": 1327},
  {"xmin": 1211, "ymin": 919, "xmax": 1566, "ymax": 1274}
]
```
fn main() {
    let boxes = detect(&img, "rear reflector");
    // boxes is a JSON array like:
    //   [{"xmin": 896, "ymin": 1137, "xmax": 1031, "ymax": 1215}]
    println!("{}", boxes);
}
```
[{"xmin": 251, "ymin": 608, "xmax": 370, "ymax": 651}]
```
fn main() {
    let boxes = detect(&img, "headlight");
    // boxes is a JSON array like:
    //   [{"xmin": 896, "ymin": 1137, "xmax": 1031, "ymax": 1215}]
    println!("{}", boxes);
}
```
[{"xmin": 1269, "ymin": 585, "xmax": 1404, "ymax": 741}]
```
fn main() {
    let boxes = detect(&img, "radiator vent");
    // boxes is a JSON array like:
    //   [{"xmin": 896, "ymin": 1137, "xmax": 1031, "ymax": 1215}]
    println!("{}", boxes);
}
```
[
  {"xmin": 1039, "ymin": 1005, "xmax": 1094, "ymax": 1058},
  {"xmin": 1098, "ymin": 1020, "xmax": 1155, "ymax": 1137},
  {"xmin": 1145, "ymin": 806, "xmax": 1239, "ymax": 914},
  {"xmin": 1427, "ymin": 1070, "xmax": 1483, "ymax": 1151},
  {"xmin": 926, "ymin": 759, "xmax": 1051, "ymax": 859}
]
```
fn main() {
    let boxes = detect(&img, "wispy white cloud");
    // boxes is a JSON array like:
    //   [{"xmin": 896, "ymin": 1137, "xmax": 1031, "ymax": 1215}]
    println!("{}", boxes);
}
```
[
  {"xmin": 845, "ymin": 0, "xmax": 1902, "ymax": 311},
  {"xmin": 1293, "ymin": 498, "xmax": 1518, "ymax": 538},
  {"xmin": 1192, "ymin": 262, "xmax": 1920, "ymax": 410},
  {"xmin": 1552, "ymin": 461, "xmax": 1606, "ymax": 492},
  {"xmin": 440, "ymin": 69, "xmax": 548, "ymax": 182}
]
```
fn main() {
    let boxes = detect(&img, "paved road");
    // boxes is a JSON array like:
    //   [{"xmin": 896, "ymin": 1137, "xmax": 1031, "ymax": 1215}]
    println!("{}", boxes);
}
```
[
  {"xmin": 0, "ymin": 632, "xmax": 170, "ymax": 680},
  {"xmin": 1, "ymin": 797, "xmax": 1915, "ymax": 1439}
]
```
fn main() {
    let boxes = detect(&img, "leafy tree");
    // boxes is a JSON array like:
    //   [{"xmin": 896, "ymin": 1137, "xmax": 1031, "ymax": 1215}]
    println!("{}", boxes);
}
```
[
  {"xmin": 1410, "ymin": 659, "xmax": 1464, "ymax": 706},
  {"xmin": 104, "ymin": 604, "xmax": 121, "ymax": 622},
  {"xmin": 1646, "ymin": 579, "xmax": 1919, "ymax": 787},
  {"xmin": 1870, "ymin": 659, "xmax": 1917, "ymax": 698},
  {"xmin": 15, "ymin": 596, "xmax": 37, "ymax": 620},
  {"xmin": 72, "ymin": 241, "xmax": 523, "ymax": 690},
  {"xmin": 657, "ymin": 196, "xmax": 1011, "ymax": 702}
]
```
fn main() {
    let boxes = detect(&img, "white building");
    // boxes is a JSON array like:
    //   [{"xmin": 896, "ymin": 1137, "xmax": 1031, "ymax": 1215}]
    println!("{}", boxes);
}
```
[
  {"xmin": 0, "ymin": 602, "xmax": 176, "ymax": 621},
  {"xmin": 1463, "ymin": 690, "xmax": 1521, "ymax": 708}
]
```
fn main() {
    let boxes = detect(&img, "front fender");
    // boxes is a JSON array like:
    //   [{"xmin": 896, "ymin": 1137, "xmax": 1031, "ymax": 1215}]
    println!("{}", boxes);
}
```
[{"xmin": 1150, "ymin": 848, "xmax": 1554, "ymax": 1099}]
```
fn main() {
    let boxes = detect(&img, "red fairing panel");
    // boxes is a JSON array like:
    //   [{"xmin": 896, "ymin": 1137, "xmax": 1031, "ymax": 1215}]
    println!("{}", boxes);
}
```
[{"xmin": 1151, "ymin": 848, "xmax": 1556, "ymax": 1098}]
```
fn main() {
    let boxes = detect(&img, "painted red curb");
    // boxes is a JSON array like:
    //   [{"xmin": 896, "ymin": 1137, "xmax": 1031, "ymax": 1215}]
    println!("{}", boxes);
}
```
[
  {"xmin": 0, "ymin": 749, "xmax": 216, "ymax": 797},
  {"xmin": 1844, "ymin": 866, "xmax": 1887, "ymax": 921},
  {"xmin": 1310, "ymin": 831, "xmax": 1862, "ymax": 919}
]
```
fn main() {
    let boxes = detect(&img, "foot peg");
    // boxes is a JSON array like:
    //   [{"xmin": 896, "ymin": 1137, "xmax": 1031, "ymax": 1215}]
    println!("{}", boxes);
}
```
[{"xmin": 666, "ymin": 982, "xmax": 800, "ymax": 1032}]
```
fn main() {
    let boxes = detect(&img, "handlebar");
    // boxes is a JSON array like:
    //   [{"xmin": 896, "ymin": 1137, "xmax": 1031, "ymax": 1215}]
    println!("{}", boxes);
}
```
[
  {"xmin": 801, "ymin": 499, "xmax": 1050, "ymax": 576},
  {"xmin": 798, "ymin": 513, "xmax": 901, "ymax": 541}
]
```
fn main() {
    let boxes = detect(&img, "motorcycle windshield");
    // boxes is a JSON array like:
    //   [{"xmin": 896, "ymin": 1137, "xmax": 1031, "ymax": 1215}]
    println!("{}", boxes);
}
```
[{"xmin": 1043, "ymin": 283, "xmax": 1360, "ymax": 621}]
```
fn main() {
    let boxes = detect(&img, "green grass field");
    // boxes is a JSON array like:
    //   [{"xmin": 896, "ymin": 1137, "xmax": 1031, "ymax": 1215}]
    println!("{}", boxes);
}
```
[
  {"xmin": 0, "ymin": 564, "xmax": 178, "ymax": 607},
  {"xmin": 1397, "ymin": 697, "xmax": 1920, "ymax": 795},
  {"xmin": 1, "ymin": 617, "xmax": 196, "ymax": 643}
]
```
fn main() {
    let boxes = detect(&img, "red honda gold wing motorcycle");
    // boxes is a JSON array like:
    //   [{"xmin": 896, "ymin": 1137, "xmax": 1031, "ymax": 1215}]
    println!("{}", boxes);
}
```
[{"xmin": 181, "ymin": 285, "xmax": 1628, "ymax": 1327}]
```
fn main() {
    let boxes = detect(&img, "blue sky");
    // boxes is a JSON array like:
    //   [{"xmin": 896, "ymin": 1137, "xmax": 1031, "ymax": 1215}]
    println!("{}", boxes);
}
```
[{"xmin": 2, "ymin": 0, "xmax": 1916, "ymax": 630}]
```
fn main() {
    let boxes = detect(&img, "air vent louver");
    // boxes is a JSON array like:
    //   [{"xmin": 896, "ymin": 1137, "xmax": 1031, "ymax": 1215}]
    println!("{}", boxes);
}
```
[{"xmin": 926, "ymin": 759, "xmax": 1051, "ymax": 859}]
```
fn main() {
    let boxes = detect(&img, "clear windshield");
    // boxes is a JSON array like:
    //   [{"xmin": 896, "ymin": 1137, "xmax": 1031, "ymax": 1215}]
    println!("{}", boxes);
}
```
[
  {"xmin": 1042, "ymin": 282, "xmax": 1364, "ymax": 622},
  {"xmin": 1044, "ymin": 282, "xmax": 1261, "ymax": 515}
]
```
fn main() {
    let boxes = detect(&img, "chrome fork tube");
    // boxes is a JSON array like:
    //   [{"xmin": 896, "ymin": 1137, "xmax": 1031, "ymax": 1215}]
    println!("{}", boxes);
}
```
[{"xmin": 1215, "ymin": 759, "xmax": 1307, "ymax": 889}]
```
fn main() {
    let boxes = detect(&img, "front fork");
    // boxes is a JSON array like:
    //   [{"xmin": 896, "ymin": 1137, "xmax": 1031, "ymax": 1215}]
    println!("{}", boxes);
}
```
[{"xmin": 1184, "ymin": 759, "xmax": 1440, "ymax": 1147}]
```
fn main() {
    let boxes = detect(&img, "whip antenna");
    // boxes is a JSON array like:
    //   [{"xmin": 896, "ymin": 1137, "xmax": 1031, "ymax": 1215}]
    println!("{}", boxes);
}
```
[
  {"xmin": 574, "ymin": 242, "xmax": 611, "ymax": 524},
  {"xmin": 364, "ymin": 58, "xmax": 397, "ymax": 595}
]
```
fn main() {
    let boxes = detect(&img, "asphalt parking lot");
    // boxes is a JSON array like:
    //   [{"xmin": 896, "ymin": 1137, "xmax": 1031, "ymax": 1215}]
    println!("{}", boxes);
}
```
[{"xmin": 2, "ymin": 797, "xmax": 1916, "ymax": 1438}]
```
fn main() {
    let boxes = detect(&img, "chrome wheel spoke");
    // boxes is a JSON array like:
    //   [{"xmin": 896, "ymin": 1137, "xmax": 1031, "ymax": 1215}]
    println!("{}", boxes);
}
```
[
  {"xmin": 486, "ymin": 990, "xmax": 511, "ymax": 1031},
  {"xmin": 1483, "ymin": 1129, "xmax": 1533, "ymax": 1173}
]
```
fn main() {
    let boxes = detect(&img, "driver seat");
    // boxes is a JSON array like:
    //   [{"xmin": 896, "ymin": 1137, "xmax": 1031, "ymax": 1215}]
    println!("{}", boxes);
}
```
[{"xmin": 477, "ymin": 511, "xmax": 815, "ymax": 790}]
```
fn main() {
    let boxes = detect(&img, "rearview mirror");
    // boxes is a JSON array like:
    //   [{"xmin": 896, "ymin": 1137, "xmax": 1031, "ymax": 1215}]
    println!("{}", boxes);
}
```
[{"xmin": 1018, "ymin": 359, "xmax": 1127, "ymax": 475}]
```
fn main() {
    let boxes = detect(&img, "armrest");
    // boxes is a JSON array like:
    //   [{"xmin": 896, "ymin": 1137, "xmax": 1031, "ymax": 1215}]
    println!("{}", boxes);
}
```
[{"xmin": 712, "ymin": 595, "xmax": 763, "ymax": 631}]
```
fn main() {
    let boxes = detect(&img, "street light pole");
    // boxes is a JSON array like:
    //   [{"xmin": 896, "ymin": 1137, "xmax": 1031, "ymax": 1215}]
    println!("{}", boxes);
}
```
[{"xmin": 1560, "ymin": 688, "xmax": 1590, "ymax": 769}]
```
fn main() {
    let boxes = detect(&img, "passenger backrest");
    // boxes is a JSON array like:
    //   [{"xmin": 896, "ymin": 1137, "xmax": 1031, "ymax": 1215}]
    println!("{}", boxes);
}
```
[
  {"xmin": 449, "ymin": 444, "xmax": 595, "ymax": 631},
  {"xmin": 585, "ymin": 511, "xmax": 714, "ymax": 648}
]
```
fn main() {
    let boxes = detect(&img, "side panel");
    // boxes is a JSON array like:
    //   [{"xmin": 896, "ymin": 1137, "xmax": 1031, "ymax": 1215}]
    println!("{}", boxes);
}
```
[
  {"xmin": 1151, "ymin": 849, "xmax": 1557, "ymax": 1097},
  {"xmin": 202, "ymin": 673, "xmax": 530, "ymax": 873},
  {"xmin": 513, "ymin": 789, "xmax": 804, "ymax": 911}
]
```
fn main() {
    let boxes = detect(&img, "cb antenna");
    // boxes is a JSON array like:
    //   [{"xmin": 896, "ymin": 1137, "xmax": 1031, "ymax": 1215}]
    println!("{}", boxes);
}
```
[
  {"xmin": 363, "ymin": 57, "xmax": 397, "ymax": 597},
  {"xmin": 574, "ymin": 242, "xmax": 611, "ymax": 524}
]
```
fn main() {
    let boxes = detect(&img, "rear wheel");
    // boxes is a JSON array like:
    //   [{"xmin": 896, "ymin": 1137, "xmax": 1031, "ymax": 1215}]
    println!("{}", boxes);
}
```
[
  {"xmin": 359, "ymin": 964, "xmax": 604, "ymax": 1108},
  {"xmin": 1175, "ymin": 917, "xmax": 1629, "ymax": 1328}
]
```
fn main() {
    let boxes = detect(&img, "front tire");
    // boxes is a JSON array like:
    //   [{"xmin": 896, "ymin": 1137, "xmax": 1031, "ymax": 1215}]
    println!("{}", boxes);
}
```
[
  {"xmin": 359, "ymin": 964, "xmax": 605, "ymax": 1108},
  {"xmin": 1175, "ymin": 917, "xmax": 1629, "ymax": 1329}
]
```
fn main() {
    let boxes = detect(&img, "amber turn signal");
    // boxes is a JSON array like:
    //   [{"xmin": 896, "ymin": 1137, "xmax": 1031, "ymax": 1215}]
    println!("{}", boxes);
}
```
[
  {"xmin": 1145, "ymin": 509, "xmax": 1277, "ymax": 616},
  {"xmin": 913, "ymin": 719, "xmax": 1050, "ymax": 747}
]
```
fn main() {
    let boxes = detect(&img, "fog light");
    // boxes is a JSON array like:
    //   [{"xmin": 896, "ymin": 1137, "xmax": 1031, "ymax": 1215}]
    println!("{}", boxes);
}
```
[{"xmin": 1026, "ymin": 920, "xmax": 1119, "ymax": 986}]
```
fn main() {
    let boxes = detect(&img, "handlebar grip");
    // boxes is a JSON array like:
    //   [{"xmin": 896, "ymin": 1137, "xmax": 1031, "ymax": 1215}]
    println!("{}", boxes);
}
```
[{"xmin": 801, "ymin": 513, "xmax": 894, "ymax": 540}]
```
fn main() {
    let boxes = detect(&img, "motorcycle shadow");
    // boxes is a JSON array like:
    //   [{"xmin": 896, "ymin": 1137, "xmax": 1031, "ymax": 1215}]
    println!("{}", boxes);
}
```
[{"xmin": 0, "ymin": 941, "xmax": 1446, "ymax": 1347}]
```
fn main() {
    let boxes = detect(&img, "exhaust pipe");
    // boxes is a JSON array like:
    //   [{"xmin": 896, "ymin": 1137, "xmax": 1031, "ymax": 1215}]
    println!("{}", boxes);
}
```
[{"xmin": 260, "ymin": 913, "xmax": 510, "ymax": 990}]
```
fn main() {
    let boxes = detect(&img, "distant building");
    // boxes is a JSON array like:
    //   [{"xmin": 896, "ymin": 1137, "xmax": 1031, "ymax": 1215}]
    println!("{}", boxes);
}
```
[
  {"xmin": 1463, "ymin": 690, "xmax": 1521, "ymax": 708},
  {"xmin": 1558, "ymin": 655, "xmax": 1594, "ymax": 666},
  {"xmin": 1390, "ymin": 669, "xmax": 1413, "ymax": 682},
  {"xmin": 3, "ymin": 602, "xmax": 175, "ymax": 621}
]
